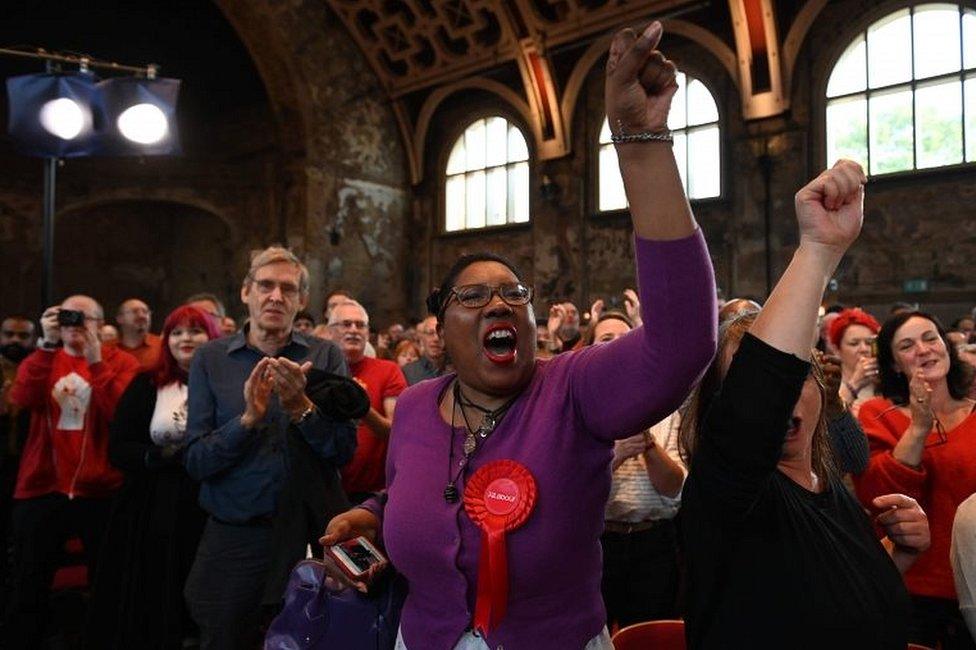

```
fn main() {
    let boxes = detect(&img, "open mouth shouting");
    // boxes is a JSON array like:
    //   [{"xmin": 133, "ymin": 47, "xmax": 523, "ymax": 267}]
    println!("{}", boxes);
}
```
[
  {"xmin": 784, "ymin": 416, "xmax": 801, "ymax": 441},
  {"xmin": 483, "ymin": 323, "xmax": 518, "ymax": 365}
]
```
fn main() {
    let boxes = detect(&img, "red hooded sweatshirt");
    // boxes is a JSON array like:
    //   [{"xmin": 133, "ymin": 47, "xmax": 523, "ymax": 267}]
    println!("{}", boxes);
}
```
[{"xmin": 11, "ymin": 345, "xmax": 139, "ymax": 499}]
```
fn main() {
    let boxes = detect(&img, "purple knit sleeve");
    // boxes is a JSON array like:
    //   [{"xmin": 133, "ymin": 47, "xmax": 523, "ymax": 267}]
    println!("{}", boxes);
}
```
[{"xmin": 568, "ymin": 229, "xmax": 717, "ymax": 441}]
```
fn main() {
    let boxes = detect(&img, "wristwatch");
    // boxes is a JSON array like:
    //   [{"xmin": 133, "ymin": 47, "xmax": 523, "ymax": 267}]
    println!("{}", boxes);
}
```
[
  {"xmin": 293, "ymin": 403, "xmax": 316, "ymax": 424},
  {"xmin": 38, "ymin": 338, "xmax": 61, "ymax": 351}
]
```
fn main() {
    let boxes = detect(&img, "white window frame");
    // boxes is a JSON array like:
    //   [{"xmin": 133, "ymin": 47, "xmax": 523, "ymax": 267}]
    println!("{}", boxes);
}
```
[
  {"xmin": 824, "ymin": 2, "xmax": 976, "ymax": 176},
  {"xmin": 443, "ymin": 116, "xmax": 530, "ymax": 233}
]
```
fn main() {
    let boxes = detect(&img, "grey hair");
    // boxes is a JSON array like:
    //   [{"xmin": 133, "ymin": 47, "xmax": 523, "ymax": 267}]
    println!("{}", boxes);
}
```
[{"xmin": 245, "ymin": 246, "xmax": 310, "ymax": 295}]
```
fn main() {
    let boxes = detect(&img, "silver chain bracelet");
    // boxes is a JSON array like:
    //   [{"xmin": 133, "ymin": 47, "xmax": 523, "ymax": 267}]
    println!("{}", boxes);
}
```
[{"xmin": 610, "ymin": 119, "xmax": 673, "ymax": 145}]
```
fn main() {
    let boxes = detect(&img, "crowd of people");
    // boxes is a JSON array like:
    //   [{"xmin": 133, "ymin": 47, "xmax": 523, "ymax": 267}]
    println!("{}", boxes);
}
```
[{"xmin": 0, "ymin": 20, "xmax": 974, "ymax": 650}]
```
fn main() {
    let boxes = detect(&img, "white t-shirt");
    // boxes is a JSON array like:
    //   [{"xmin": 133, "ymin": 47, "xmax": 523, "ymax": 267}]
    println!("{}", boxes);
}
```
[{"xmin": 149, "ymin": 382, "xmax": 189, "ymax": 446}]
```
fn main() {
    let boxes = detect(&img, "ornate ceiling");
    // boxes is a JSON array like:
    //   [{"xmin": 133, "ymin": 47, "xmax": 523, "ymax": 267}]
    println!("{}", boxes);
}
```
[{"xmin": 322, "ymin": 0, "xmax": 829, "ymax": 183}]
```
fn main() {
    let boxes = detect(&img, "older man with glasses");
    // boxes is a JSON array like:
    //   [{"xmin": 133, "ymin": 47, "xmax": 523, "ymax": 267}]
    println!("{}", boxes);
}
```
[
  {"xmin": 113, "ymin": 298, "xmax": 161, "ymax": 370},
  {"xmin": 402, "ymin": 314, "xmax": 447, "ymax": 385},
  {"xmin": 329, "ymin": 300, "xmax": 407, "ymax": 504},
  {"xmin": 183, "ymin": 246, "xmax": 357, "ymax": 650}
]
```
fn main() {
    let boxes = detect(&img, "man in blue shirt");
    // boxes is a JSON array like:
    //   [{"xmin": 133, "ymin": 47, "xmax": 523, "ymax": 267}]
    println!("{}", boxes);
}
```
[{"xmin": 183, "ymin": 246, "xmax": 355, "ymax": 650}]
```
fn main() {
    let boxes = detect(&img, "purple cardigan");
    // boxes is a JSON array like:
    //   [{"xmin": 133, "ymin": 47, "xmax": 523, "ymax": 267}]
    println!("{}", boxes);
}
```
[{"xmin": 362, "ymin": 231, "xmax": 716, "ymax": 649}]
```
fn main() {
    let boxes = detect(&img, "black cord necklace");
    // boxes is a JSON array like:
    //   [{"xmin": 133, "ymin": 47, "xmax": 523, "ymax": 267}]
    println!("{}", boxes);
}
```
[{"xmin": 443, "ymin": 381, "xmax": 519, "ymax": 504}]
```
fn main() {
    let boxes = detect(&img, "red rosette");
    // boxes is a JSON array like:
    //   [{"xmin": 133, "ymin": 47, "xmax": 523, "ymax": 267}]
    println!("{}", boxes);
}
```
[{"xmin": 463, "ymin": 459, "xmax": 537, "ymax": 636}]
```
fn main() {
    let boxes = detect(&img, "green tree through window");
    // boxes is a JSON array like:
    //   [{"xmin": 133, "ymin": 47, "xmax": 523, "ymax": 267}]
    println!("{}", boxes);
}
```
[{"xmin": 826, "ymin": 4, "xmax": 976, "ymax": 175}]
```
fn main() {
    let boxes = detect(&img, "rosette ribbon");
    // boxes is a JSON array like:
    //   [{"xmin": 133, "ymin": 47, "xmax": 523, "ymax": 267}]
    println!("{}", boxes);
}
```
[{"xmin": 463, "ymin": 459, "xmax": 537, "ymax": 636}]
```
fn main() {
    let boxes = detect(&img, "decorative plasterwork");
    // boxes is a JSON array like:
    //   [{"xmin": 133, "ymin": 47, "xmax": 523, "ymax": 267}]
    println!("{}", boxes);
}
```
[
  {"xmin": 326, "ymin": 0, "xmax": 696, "ymax": 97},
  {"xmin": 322, "ymin": 0, "xmax": 831, "ymax": 183}
]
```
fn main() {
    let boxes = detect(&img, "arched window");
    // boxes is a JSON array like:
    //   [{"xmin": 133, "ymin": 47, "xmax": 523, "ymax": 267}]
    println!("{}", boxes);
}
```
[
  {"xmin": 598, "ymin": 71, "xmax": 721, "ymax": 212},
  {"xmin": 444, "ymin": 117, "xmax": 530, "ymax": 232},
  {"xmin": 826, "ymin": 3, "xmax": 976, "ymax": 175}
]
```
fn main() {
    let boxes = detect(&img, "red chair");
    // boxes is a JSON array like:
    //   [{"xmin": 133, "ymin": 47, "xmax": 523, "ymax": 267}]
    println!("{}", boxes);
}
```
[
  {"xmin": 611, "ymin": 620, "xmax": 686, "ymax": 650},
  {"xmin": 51, "ymin": 537, "xmax": 88, "ymax": 591}
]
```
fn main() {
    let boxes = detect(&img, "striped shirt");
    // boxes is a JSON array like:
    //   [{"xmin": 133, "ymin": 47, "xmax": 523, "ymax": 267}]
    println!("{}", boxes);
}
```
[{"xmin": 604, "ymin": 412, "xmax": 686, "ymax": 523}]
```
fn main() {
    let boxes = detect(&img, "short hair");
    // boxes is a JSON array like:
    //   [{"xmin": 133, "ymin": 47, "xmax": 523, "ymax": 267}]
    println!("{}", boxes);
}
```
[
  {"xmin": 185, "ymin": 292, "xmax": 226, "ymax": 318},
  {"xmin": 245, "ymin": 246, "xmax": 310, "ymax": 295},
  {"xmin": 62, "ymin": 295, "xmax": 104, "ymax": 320},
  {"xmin": 426, "ymin": 252, "xmax": 526, "ymax": 323},
  {"xmin": 116, "ymin": 298, "xmax": 149, "ymax": 316},
  {"xmin": 328, "ymin": 300, "xmax": 368, "ymax": 326},
  {"xmin": 294, "ymin": 310, "xmax": 315, "ymax": 324},
  {"xmin": 827, "ymin": 308, "xmax": 881, "ymax": 349},
  {"xmin": 2, "ymin": 314, "xmax": 35, "ymax": 328}
]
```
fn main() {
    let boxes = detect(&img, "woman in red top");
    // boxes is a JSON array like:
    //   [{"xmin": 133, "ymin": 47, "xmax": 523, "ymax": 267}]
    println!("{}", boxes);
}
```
[{"xmin": 855, "ymin": 310, "xmax": 976, "ymax": 649}]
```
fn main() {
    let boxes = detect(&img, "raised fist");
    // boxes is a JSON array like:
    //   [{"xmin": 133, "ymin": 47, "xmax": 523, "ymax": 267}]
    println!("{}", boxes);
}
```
[
  {"xmin": 605, "ymin": 21, "xmax": 678, "ymax": 137},
  {"xmin": 794, "ymin": 159, "xmax": 866, "ymax": 254}
]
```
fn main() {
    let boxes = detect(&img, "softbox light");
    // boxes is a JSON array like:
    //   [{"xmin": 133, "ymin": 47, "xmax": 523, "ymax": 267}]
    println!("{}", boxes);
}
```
[
  {"xmin": 6, "ymin": 72, "xmax": 100, "ymax": 157},
  {"xmin": 96, "ymin": 76, "xmax": 180, "ymax": 155}
]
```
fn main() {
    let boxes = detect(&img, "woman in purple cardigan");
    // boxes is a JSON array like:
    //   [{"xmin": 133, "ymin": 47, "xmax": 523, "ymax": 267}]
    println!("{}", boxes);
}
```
[{"xmin": 321, "ymin": 22, "xmax": 717, "ymax": 649}]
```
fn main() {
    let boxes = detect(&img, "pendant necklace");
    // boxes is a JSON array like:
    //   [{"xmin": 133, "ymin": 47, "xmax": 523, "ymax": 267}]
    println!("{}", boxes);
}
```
[{"xmin": 443, "ymin": 381, "xmax": 519, "ymax": 504}]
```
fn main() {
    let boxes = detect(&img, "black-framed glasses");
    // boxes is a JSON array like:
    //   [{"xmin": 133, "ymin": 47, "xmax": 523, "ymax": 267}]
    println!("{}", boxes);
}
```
[{"xmin": 444, "ymin": 283, "xmax": 533, "ymax": 313}]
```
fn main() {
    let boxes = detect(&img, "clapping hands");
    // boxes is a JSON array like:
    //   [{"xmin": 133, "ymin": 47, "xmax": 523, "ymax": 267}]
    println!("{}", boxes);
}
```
[{"xmin": 241, "ymin": 357, "xmax": 313, "ymax": 428}]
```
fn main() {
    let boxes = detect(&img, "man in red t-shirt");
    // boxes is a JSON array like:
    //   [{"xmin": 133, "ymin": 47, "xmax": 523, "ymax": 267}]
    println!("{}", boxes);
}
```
[
  {"xmin": 4, "ymin": 295, "xmax": 139, "ymax": 648},
  {"xmin": 329, "ymin": 301, "xmax": 406, "ymax": 503}
]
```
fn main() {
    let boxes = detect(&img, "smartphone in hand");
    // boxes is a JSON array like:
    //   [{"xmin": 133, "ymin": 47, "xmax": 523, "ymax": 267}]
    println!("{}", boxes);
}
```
[{"xmin": 326, "ymin": 536, "xmax": 387, "ymax": 581}]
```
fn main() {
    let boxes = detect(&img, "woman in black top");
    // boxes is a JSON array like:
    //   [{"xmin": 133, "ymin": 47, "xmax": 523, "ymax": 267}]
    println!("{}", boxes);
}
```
[
  {"xmin": 678, "ymin": 160, "xmax": 930, "ymax": 649},
  {"xmin": 86, "ymin": 305, "xmax": 220, "ymax": 649}
]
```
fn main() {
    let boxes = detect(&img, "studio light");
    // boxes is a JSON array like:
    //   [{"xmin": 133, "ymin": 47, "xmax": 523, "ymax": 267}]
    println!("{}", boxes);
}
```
[
  {"xmin": 97, "ymin": 76, "xmax": 180, "ymax": 154},
  {"xmin": 39, "ymin": 97, "xmax": 85, "ymax": 140},
  {"xmin": 116, "ymin": 103, "xmax": 168, "ymax": 144},
  {"xmin": 5, "ymin": 71, "xmax": 99, "ymax": 157},
  {"xmin": 2, "ymin": 47, "xmax": 182, "ymax": 308}
]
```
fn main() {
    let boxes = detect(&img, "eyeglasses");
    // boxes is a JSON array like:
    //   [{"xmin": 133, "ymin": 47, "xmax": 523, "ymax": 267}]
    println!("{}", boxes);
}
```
[
  {"xmin": 443, "ymin": 283, "xmax": 533, "ymax": 313},
  {"xmin": 330, "ymin": 319, "xmax": 368, "ymax": 331},
  {"xmin": 252, "ymin": 279, "xmax": 300, "ymax": 298}
]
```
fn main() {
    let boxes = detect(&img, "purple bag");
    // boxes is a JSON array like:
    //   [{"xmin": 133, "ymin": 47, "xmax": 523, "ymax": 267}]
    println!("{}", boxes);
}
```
[{"xmin": 264, "ymin": 559, "xmax": 406, "ymax": 650}]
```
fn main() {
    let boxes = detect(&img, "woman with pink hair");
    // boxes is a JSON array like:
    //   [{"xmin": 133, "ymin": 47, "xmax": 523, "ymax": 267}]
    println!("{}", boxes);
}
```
[{"xmin": 87, "ymin": 305, "xmax": 221, "ymax": 649}]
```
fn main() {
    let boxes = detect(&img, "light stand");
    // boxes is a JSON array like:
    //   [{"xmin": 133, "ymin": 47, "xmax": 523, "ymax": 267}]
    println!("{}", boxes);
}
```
[{"xmin": 2, "ymin": 47, "xmax": 179, "ymax": 309}]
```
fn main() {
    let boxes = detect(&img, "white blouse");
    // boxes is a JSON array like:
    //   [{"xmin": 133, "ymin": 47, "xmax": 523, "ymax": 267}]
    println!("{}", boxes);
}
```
[{"xmin": 149, "ymin": 382, "xmax": 188, "ymax": 446}]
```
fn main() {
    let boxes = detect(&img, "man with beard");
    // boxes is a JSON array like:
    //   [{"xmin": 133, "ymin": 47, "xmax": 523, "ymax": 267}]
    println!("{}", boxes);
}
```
[
  {"xmin": 0, "ymin": 315, "xmax": 35, "ymax": 596},
  {"xmin": 329, "ymin": 301, "xmax": 406, "ymax": 503}
]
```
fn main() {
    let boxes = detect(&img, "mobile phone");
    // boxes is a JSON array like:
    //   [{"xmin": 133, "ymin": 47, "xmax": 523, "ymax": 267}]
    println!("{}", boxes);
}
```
[
  {"xmin": 326, "ymin": 536, "xmax": 386, "ymax": 580},
  {"xmin": 57, "ymin": 309, "xmax": 86, "ymax": 327}
]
